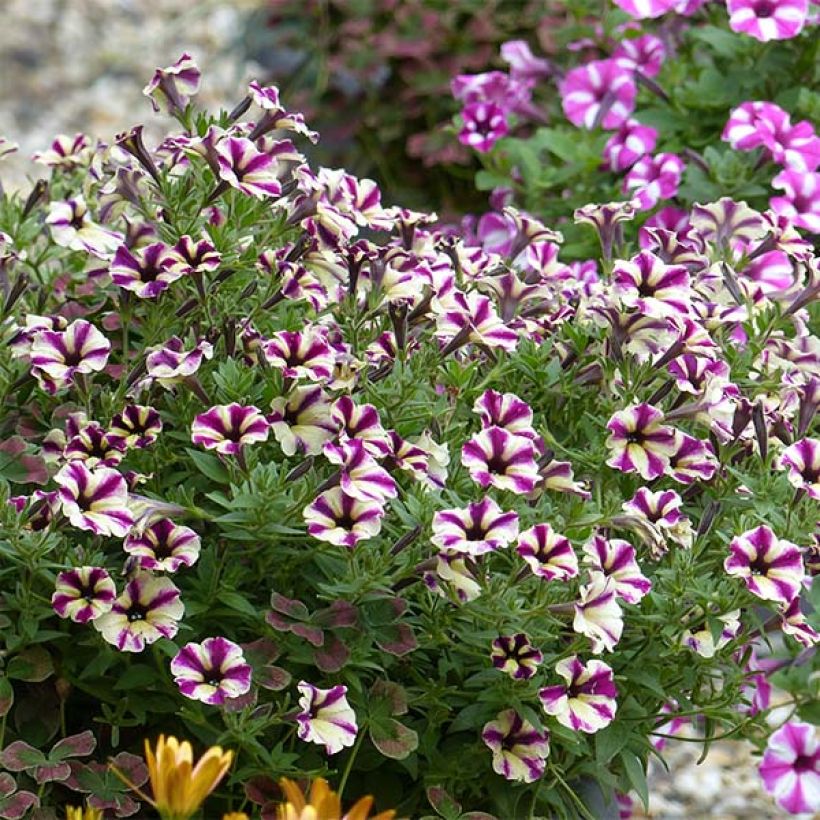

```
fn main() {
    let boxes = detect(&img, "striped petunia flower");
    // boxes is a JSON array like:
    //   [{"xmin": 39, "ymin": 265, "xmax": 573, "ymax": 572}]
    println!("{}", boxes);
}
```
[
  {"xmin": 759, "ymin": 721, "xmax": 820, "ymax": 815},
  {"xmin": 780, "ymin": 597, "xmax": 820, "ymax": 647},
  {"xmin": 45, "ymin": 196, "xmax": 123, "ymax": 259},
  {"xmin": 605, "ymin": 404, "xmax": 677, "ymax": 481},
  {"xmin": 613, "ymin": 0, "xmax": 678, "ymax": 17},
  {"xmin": 613, "ymin": 34, "xmax": 666, "ymax": 78},
  {"xmin": 559, "ymin": 59, "xmax": 636, "ymax": 130},
  {"xmin": 29, "ymin": 319, "xmax": 111, "ymax": 395},
  {"xmin": 668, "ymin": 432, "xmax": 719, "ymax": 484},
  {"xmin": 434, "ymin": 291, "xmax": 519, "ymax": 352},
  {"xmin": 296, "ymin": 682, "xmax": 358, "ymax": 755},
  {"xmin": 32, "ymin": 133, "xmax": 91, "ymax": 169},
  {"xmin": 263, "ymin": 329, "xmax": 335, "ymax": 382},
  {"xmin": 481, "ymin": 710, "xmax": 550, "ymax": 784},
  {"xmin": 777, "ymin": 438, "xmax": 820, "ymax": 500},
  {"xmin": 170, "ymin": 637, "xmax": 252, "ymax": 705},
  {"xmin": 612, "ymin": 251, "xmax": 691, "ymax": 317},
  {"xmin": 63, "ymin": 420, "xmax": 126, "ymax": 468},
  {"xmin": 54, "ymin": 462, "xmax": 134, "ymax": 537},
  {"xmin": 143, "ymin": 52, "xmax": 201, "ymax": 114},
  {"xmin": 458, "ymin": 102, "xmax": 509, "ymax": 153},
  {"xmin": 109, "ymin": 405, "xmax": 163, "ymax": 449},
  {"xmin": 573, "ymin": 574, "xmax": 624, "ymax": 654},
  {"xmin": 424, "ymin": 553, "xmax": 482, "ymax": 603},
  {"xmin": 724, "ymin": 525, "xmax": 804, "ymax": 604},
  {"xmin": 191, "ymin": 404, "xmax": 269, "ymax": 456},
  {"xmin": 690, "ymin": 198, "xmax": 768, "ymax": 250},
  {"xmin": 432, "ymin": 497, "xmax": 519, "ymax": 557},
  {"xmin": 303, "ymin": 487, "xmax": 384, "ymax": 548},
  {"xmin": 472, "ymin": 389, "xmax": 537, "ymax": 440},
  {"xmin": 770, "ymin": 170, "xmax": 820, "ymax": 234},
  {"xmin": 516, "ymin": 523, "xmax": 579, "ymax": 581},
  {"xmin": 110, "ymin": 242, "xmax": 189, "ymax": 299},
  {"xmin": 331, "ymin": 396, "xmax": 391, "ymax": 458},
  {"xmin": 624, "ymin": 153, "xmax": 686, "ymax": 211},
  {"xmin": 727, "ymin": 0, "xmax": 808, "ymax": 42},
  {"xmin": 622, "ymin": 487, "xmax": 692, "ymax": 549},
  {"xmin": 124, "ymin": 519, "xmax": 201, "ymax": 572},
  {"xmin": 582, "ymin": 535, "xmax": 651, "ymax": 605},
  {"xmin": 174, "ymin": 234, "xmax": 221, "ymax": 275},
  {"xmin": 538, "ymin": 656, "xmax": 618, "ymax": 734},
  {"xmin": 269, "ymin": 386, "xmax": 338, "ymax": 456},
  {"xmin": 216, "ymin": 137, "xmax": 283, "ymax": 199},
  {"xmin": 145, "ymin": 336, "xmax": 213, "ymax": 388},
  {"xmin": 490, "ymin": 634, "xmax": 542, "ymax": 680},
  {"xmin": 94, "ymin": 574, "xmax": 184, "ymax": 652},
  {"xmin": 461, "ymin": 426, "xmax": 540, "ymax": 494},
  {"xmin": 681, "ymin": 609, "xmax": 741, "ymax": 658},
  {"xmin": 51, "ymin": 566, "xmax": 116, "ymax": 624},
  {"xmin": 323, "ymin": 439, "xmax": 397, "ymax": 503},
  {"xmin": 602, "ymin": 120, "xmax": 658, "ymax": 172}
]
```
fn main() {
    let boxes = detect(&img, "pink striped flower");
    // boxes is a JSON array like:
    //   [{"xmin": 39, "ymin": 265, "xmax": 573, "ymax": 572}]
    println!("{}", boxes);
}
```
[
  {"xmin": 490, "ymin": 634, "xmax": 542, "ymax": 680},
  {"xmin": 191, "ymin": 404, "xmax": 269, "ymax": 456},
  {"xmin": 323, "ymin": 439, "xmax": 397, "ymax": 503},
  {"xmin": 573, "ymin": 574, "xmax": 624, "ymax": 654},
  {"xmin": 93, "ymin": 574, "xmax": 183, "ymax": 652},
  {"xmin": 303, "ymin": 487, "xmax": 384, "ymax": 548},
  {"xmin": 759, "ymin": 722, "xmax": 820, "ymax": 815},
  {"xmin": 458, "ymin": 102, "xmax": 509, "ymax": 153},
  {"xmin": 145, "ymin": 336, "xmax": 213, "ymax": 387},
  {"xmin": 613, "ymin": 34, "xmax": 666, "ymax": 77},
  {"xmin": 725, "ymin": 525, "xmax": 804, "ymax": 604},
  {"xmin": 51, "ymin": 566, "xmax": 116, "ymax": 624},
  {"xmin": 61, "ymin": 421, "xmax": 124, "ymax": 470},
  {"xmin": 481, "ymin": 710, "xmax": 550, "ymax": 784},
  {"xmin": 269, "ymin": 386, "xmax": 337, "ymax": 456},
  {"xmin": 32, "ymin": 133, "xmax": 91, "ymax": 169},
  {"xmin": 461, "ymin": 426, "xmax": 540, "ymax": 494},
  {"xmin": 432, "ymin": 497, "xmax": 519, "ymax": 557},
  {"xmin": 536, "ymin": 460, "xmax": 592, "ymax": 500},
  {"xmin": 516, "ymin": 523, "xmax": 579, "ymax": 581},
  {"xmin": 691, "ymin": 198, "xmax": 767, "ymax": 249},
  {"xmin": 331, "ymin": 396, "xmax": 391, "ymax": 458},
  {"xmin": 777, "ymin": 438, "xmax": 820, "ymax": 500},
  {"xmin": 605, "ymin": 403, "xmax": 677, "ymax": 480},
  {"xmin": 29, "ymin": 319, "xmax": 110, "ymax": 394},
  {"xmin": 667, "ymin": 355, "xmax": 731, "ymax": 397},
  {"xmin": 435, "ymin": 291, "xmax": 519, "ymax": 352},
  {"xmin": 110, "ymin": 242, "xmax": 188, "ymax": 299},
  {"xmin": 424, "ymin": 553, "xmax": 482, "ymax": 604},
  {"xmin": 170, "ymin": 637, "xmax": 252, "ymax": 705},
  {"xmin": 668, "ymin": 432, "xmax": 718, "ymax": 484},
  {"xmin": 624, "ymin": 153, "xmax": 686, "ymax": 210},
  {"xmin": 143, "ymin": 52, "xmax": 201, "ymax": 114},
  {"xmin": 296, "ymin": 682, "xmax": 358, "ymax": 755},
  {"xmin": 473, "ymin": 389, "xmax": 537, "ymax": 440},
  {"xmin": 602, "ymin": 120, "xmax": 658, "ymax": 172},
  {"xmin": 613, "ymin": 251, "xmax": 691, "ymax": 317},
  {"xmin": 770, "ymin": 170, "xmax": 820, "ymax": 234},
  {"xmin": 174, "ymin": 234, "xmax": 222, "ymax": 274},
  {"xmin": 622, "ymin": 488, "xmax": 691, "ymax": 548},
  {"xmin": 560, "ymin": 59, "xmax": 636, "ymax": 130},
  {"xmin": 54, "ymin": 462, "xmax": 133, "ymax": 537},
  {"xmin": 539, "ymin": 656, "xmax": 618, "ymax": 734},
  {"xmin": 109, "ymin": 405, "xmax": 163, "ymax": 449},
  {"xmin": 613, "ymin": 0, "xmax": 678, "ymax": 17},
  {"xmin": 263, "ymin": 329, "xmax": 334, "ymax": 382},
  {"xmin": 124, "ymin": 519, "xmax": 201, "ymax": 572},
  {"xmin": 216, "ymin": 137, "xmax": 283, "ymax": 199},
  {"xmin": 582, "ymin": 535, "xmax": 651, "ymax": 605},
  {"xmin": 681, "ymin": 609, "xmax": 741, "ymax": 657},
  {"xmin": 727, "ymin": 0, "xmax": 809, "ymax": 42},
  {"xmin": 45, "ymin": 196, "xmax": 123, "ymax": 259},
  {"xmin": 780, "ymin": 597, "xmax": 820, "ymax": 647}
]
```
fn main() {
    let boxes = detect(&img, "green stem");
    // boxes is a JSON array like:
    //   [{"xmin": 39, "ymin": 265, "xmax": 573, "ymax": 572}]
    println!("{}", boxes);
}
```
[{"xmin": 336, "ymin": 728, "xmax": 365, "ymax": 800}]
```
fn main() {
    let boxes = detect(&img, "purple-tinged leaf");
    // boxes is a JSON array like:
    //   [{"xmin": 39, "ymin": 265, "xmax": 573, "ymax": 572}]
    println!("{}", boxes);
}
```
[
  {"xmin": 0, "ymin": 775, "xmax": 15, "ymax": 799},
  {"xmin": 313, "ymin": 635, "xmax": 350, "ymax": 672},
  {"xmin": 222, "ymin": 689, "xmax": 258, "ymax": 713},
  {"xmin": 50, "ymin": 730, "xmax": 96, "ymax": 761},
  {"xmin": 256, "ymin": 665, "xmax": 291, "ymax": 691},
  {"xmin": 369, "ymin": 717, "xmax": 418, "ymax": 760},
  {"xmin": 290, "ymin": 623, "xmax": 324, "ymax": 647},
  {"xmin": 427, "ymin": 785, "xmax": 462, "ymax": 819},
  {"xmin": 269, "ymin": 593, "xmax": 310, "ymax": 620},
  {"xmin": 0, "ymin": 678, "xmax": 13, "ymax": 718},
  {"xmin": 0, "ymin": 741, "xmax": 47, "ymax": 771},
  {"xmin": 0, "ymin": 790, "xmax": 39, "ymax": 820},
  {"xmin": 241, "ymin": 638, "xmax": 281, "ymax": 666},
  {"xmin": 32, "ymin": 761, "xmax": 71, "ymax": 784},
  {"xmin": 370, "ymin": 679, "xmax": 408, "ymax": 715},
  {"xmin": 375, "ymin": 622, "xmax": 418, "ymax": 656},
  {"xmin": 6, "ymin": 648, "xmax": 53, "ymax": 682},
  {"xmin": 314, "ymin": 600, "xmax": 358, "ymax": 629}
]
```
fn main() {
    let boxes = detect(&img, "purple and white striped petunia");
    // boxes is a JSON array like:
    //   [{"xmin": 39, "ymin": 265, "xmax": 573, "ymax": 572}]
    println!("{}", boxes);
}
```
[
  {"xmin": 110, "ymin": 242, "xmax": 188, "ymax": 298},
  {"xmin": 424, "ymin": 553, "xmax": 482, "ymax": 604},
  {"xmin": 623, "ymin": 153, "xmax": 686, "ymax": 211},
  {"xmin": 332, "ymin": 396, "xmax": 391, "ymax": 458},
  {"xmin": 668, "ymin": 432, "xmax": 719, "ymax": 484},
  {"xmin": 123, "ymin": 518, "xmax": 201, "ymax": 572},
  {"xmin": 623, "ymin": 488, "xmax": 682, "ymax": 529},
  {"xmin": 296, "ymin": 682, "xmax": 358, "ymax": 755},
  {"xmin": 45, "ymin": 196, "xmax": 123, "ymax": 259},
  {"xmin": 537, "ymin": 460, "xmax": 591, "ymax": 499},
  {"xmin": 516, "ymin": 523, "xmax": 579, "ymax": 581},
  {"xmin": 605, "ymin": 403, "xmax": 677, "ymax": 481},
  {"xmin": 582, "ymin": 534, "xmax": 652, "ymax": 605},
  {"xmin": 472, "ymin": 389, "xmax": 537, "ymax": 440},
  {"xmin": 573, "ymin": 574, "xmax": 624, "ymax": 654},
  {"xmin": 323, "ymin": 439, "xmax": 397, "ymax": 503},
  {"xmin": 461, "ymin": 426, "xmax": 540, "ymax": 494},
  {"xmin": 612, "ymin": 0, "xmax": 678, "ymax": 18},
  {"xmin": 432, "ymin": 497, "xmax": 519, "ymax": 557},
  {"xmin": 777, "ymin": 438, "xmax": 820, "ymax": 500},
  {"xmin": 435, "ymin": 291, "xmax": 519, "ymax": 352},
  {"xmin": 93, "ymin": 574, "xmax": 184, "ymax": 652},
  {"xmin": 458, "ymin": 102, "xmax": 509, "ymax": 153},
  {"xmin": 191, "ymin": 404, "xmax": 269, "ymax": 456},
  {"xmin": 54, "ymin": 462, "xmax": 133, "ymax": 537},
  {"xmin": 303, "ymin": 487, "xmax": 384, "ymax": 548},
  {"xmin": 109, "ymin": 405, "xmax": 163, "ymax": 449},
  {"xmin": 63, "ymin": 421, "xmax": 126, "ymax": 468},
  {"xmin": 174, "ymin": 234, "xmax": 222, "ymax": 274},
  {"xmin": 216, "ymin": 137, "xmax": 283, "ymax": 199},
  {"xmin": 143, "ymin": 52, "xmax": 201, "ymax": 114},
  {"xmin": 481, "ymin": 709, "xmax": 550, "ymax": 783},
  {"xmin": 29, "ymin": 319, "xmax": 111, "ymax": 394},
  {"xmin": 780, "ymin": 597, "xmax": 820, "ymax": 647},
  {"xmin": 690, "ymin": 197, "xmax": 768, "ymax": 249},
  {"xmin": 559, "ymin": 59, "xmax": 636, "ymax": 130},
  {"xmin": 145, "ymin": 336, "xmax": 213, "ymax": 387},
  {"xmin": 170, "ymin": 637, "xmax": 252, "ymax": 705},
  {"xmin": 269, "ymin": 386, "xmax": 338, "ymax": 456},
  {"xmin": 613, "ymin": 34, "xmax": 666, "ymax": 78},
  {"xmin": 724, "ymin": 525, "xmax": 804, "ymax": 604},
  {"xmin": 612, "ymin": 251, "xmax": 691, "ymax": 317},
  {"xmin": 680, "ymin": 609, "xmax": 741, "ymax": 658},
  {"xmin": 32, "ymin": 132, "xmax": 91, "ymax": 169},
  {"xmin": 602, "ymin": 120, "xmax": 658, "ymax": 172},
  {"xmin": 759, "ymin": 721, "xmax": 820, "ymax": 815},
  {"xmin": 770, "ymin": 170, "xmax": 820, "ymax": 234},
  {"xmin": 727, "ymin": 0, "xmax": 808, "ymax": 42},
  {"xmin": 490, "ymin": 633, "xmax": 542, "ymax": 680},
  {"xmin": 51, "ymin": 566, "xmax": 116, "ymax": 624},
  {"xmin": 263, "ymin": 329, "xmax": 335, "ymax": 382},
  {"xmin": 538, "ymin": 656, "xmax": 618, "ymax": 734}
]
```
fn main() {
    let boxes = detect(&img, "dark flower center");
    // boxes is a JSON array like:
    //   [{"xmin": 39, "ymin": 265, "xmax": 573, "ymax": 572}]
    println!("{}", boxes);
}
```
[
  {"xmin": 626, "ymin": 432, "xmax": 645, "ymax": 445},
  {"xmin": 754, "ymin": 0, "xmax": 774, "ymax": 16},
  {"xmin": 793, "ymin": 754, "xmax": 815, "ymax": 773},
  {"xmin": 463, "ymin": 523, "xmax": 489, "ymax": 541},
  {"xmin": 748, "ymin": 556, "xmax": 770, "ymax": 576},
  {"xmin": 485, "ymin": 455, "xmax": 509, "ymax": 474},
  {"xmin": 151, "ymin": 539, "xmax": 174, "ymax": 560},
  {"xmin": 334, "ymin": 512, "xmax": 357, "ymax": 530},
  {"xmin": 62, "ymin": 350, "xmax": 83, "ymax": 367},
  {"xmin": 128, "ymin": 604, "xmax": 149, "ymax": 621}
]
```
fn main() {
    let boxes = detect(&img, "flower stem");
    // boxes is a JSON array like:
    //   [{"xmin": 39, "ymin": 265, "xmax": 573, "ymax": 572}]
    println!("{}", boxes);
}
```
[{"xmin": 337, "ymin": 728, "xmax": 365, "ymax": 800}]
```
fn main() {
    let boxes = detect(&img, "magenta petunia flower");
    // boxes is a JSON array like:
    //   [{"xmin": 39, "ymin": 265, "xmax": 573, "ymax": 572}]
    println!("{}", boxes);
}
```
[
  {"xmin": 170, "ymin": 637, "xmax": 252, "ymax": 705},
  {"xmin": 434, "ymin": 291, "xmax": 519, "ymax": 352},
  {"xmin": 539, "ymin": 656, "xmax": 618, "ymax": 734},
  {"xmin": 472, "ymin": 389, "xmax": 537, "ymax": 440},
  {"xmin": 174, "ymin": 234, "xmax": 222, "ymax": 274},
  {"xmin": 780, "ymin": 596, "xmax": 820, "ymax": 647},
  {"xmin": 331, "ymin": 396, "xmax": 391, "ymax": 458},
  {"xmin": 93, "ymin": 574, "xmax": 184, "ymax": 652},
  {"xmin": 605, "ymin": 403, "xmax": 677, "ymax": 480},
  {"xmin": 777, "ymin": 438, "xmax": 820, "ymax": 499},
  {"xmin": 490, "ymin": 634, "xmax": 543, "ymax": 680},
  {"xmin": 63, "ymin": 420, "xmax": 126, "ymax": 468},
  {"xmin": 29, "ymin": 319, "xmax": 110, "ymax": 394},
  {"xmin": 191, "ymin": 404, "xmax": 269, "ymax": 456},
  {"xmin": 32, "ymin": 133, "xmax": 91, "ymax": 169},
  {"xmin": 51, "ymin": 566, "xmax": 116, "ymax": 624},
  {"xmin": 145, "ymin": 336, "xmax": 213, "ymax": 388},
  {"xmin": 668, "ymin": 432, "xmax": 718, "ymax": 484},
  {"xmin": 481, "ymin": 709, "xmax": 550, "ymax": 784},
  {"xmin": 770, "ymin": 170, "xmax": 820, "ymax": 234},
  {"xmin": 296, "ymin": 682, "xmax": 358, "ymax": 755},
  {"xmin": 432, "ymin": 496, "xmax": 519, "ymax": 557},
  {"xmin": 727, "ymin": 0, "xmax": 808, "ymax": 42},
  {"xmin": 622, "ymin": 487, "xmax": 691, "ymax": 548},
  {"xmin": 110, "ymin": 242, "xmax": 188, "ymax": 299},
  {"xmin": 537, "ymin": 459, "xmax": 592, "ymax": 499},
  {"xmin": 45, "ymin": 196, "xmax": 123, "ymax": 259},
  {"xmin": 109, "ymin": 405, "xmax": 163, "ymax": 449},
  {"xmin": 573, "ymin": 574, "xmax": 624, "ymax": 654},
  {"xmin": 458, "ymin": 102, "xmax": 509, "ymax": 153},
  {"xmin": 500, "ymin": 40, "xmax": 552, "ymax": 80},
  {"xmin": 263, "ymin": 329, "xmax": 335, "ymax": 382},
  {"xmin": 691, "ymin": 198, "xmax": 768, "ymax": 249},
  {"xmin": 759, "ymin": 722, "xmax": 820, "ymax": 814},
  {"xmin": 680, "ymin": 609, "xmax": 741, "ymax": 658},
  {"xmin": 725, "ymin": 525, "xmax": 804, "ymax": 604},
  {"xmin": 248, "ymin": 81, "xmax": 319, "ymax": 143},
  {"xmin": 269, "ymin": 386, "xmax": 338, "ymax": 457},
  {"xmin": 613, "ymin": 0, "xmax": 678, "ymax": 18},
  {"xmin": 613, "ymin": 34, "xmax": 666, "ymax": 77},
  {"xmin": 143, "ymin": 52, "xmax": 201, "ymax": 114},
  {"xmin": 124, "ymin": 518, "xmax": 201, "ymax": 572},
  {"xmin": 54, "ymin": 462, "xmax": 134, "ymax": 537},
  {"xmin": 516, "ymin": 523, "xmax": 579, "ymax": 581},
  {"xmin": 461, "ymin": 426, "xmax": 540, "ymax": 494},
  {"xmin": 624, "ymin": 153, "xmax": 686, "ymax": 211},
  {"xmin": 323, "ymin": 439, "xmax": 397, "ymax": 503},
  {"xmin": 602, "ymin": 120, "xmax": 658, "ymax": 172},
  {"xmin": 612, "ymin": 250, "xmax": 691, "ymax": 317},
  {"xmin": 303, "ymin": 487, "xmax": 384, "ymax": 548},
  {"xmin": 559, "ymin": 59, "xmax": 636, "ymax": 130},
  {"xmin": 582, "ymin": 535, "xmax": 651, "ymax": 605}
]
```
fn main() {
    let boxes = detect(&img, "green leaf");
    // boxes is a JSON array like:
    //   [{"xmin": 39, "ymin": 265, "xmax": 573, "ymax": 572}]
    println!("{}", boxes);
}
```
[
  {"xmin": 596, "ymin": 722, "xmax": 630, "ymax": 764},
  {"xmin": 186, "ymin": 448, "xmax": 230, "ymax": 484},
  {"xmin": 620, "ymin": 750, "xmax": 649, "ymax": 810}
]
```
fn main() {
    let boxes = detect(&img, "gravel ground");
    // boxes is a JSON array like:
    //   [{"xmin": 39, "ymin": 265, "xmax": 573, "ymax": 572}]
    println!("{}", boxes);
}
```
[{"xmin": 0, "ymin": 2, "xmax": 793, "ymax": 817}]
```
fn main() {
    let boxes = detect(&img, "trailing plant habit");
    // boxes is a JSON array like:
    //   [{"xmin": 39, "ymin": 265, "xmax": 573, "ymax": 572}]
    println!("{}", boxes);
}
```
[{"xmin": 0, "ymin": 40, "xmax": 818, "ymax": 820}]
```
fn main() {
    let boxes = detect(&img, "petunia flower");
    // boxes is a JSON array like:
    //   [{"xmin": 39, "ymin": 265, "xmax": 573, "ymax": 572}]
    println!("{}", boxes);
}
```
[
  {"xmin": 481, "ymin": 709, "xmax": 550, "ymax": 784},
  {"xmin": 170, "ymin": 638, "xmax": 252, "ymax": 705},
  {"xmin": 143, "ymin": 52, "xmax": 201, "ymax": 114},
  {"xmin": 461, "ymin": 426, "xmax": 540, "ymax": 494},
  {"xmin": 63, "ymin": 421, "xmax": 126, "ymax": 468},
  {"xmin": 94, "ymin": 574, "xmax": 184, "ymax": 652},
  {"xmin": 624, "ymin": 153, "xmax": 686, "ymax": 211},
  {"xmin": 777, "ymin": 438, "xmax": 820, "ymax": 499},
  {"xmin": 612, "ymin": 250, "xmax": 691, "ymax": 317},
  {"xmin": 31, "ymin": 133, "xmax": 91, "ymax": 169},
  {"xmin": 490, "ymin": 634, "xmax": 542, "ymax": 680},
  {"xmin": 605, "ymin": 403, "xmax": 677, "ymax": 480},
  {"xmin": 54, "ymin": 462, "xmax": 133, "ymax": 537},
  {"xmin": 124, "ymin": 519, "xmax": 201, "ymax": 572},
  {"xmin": 780, "ymin": 597, "xmax": 820, "ymax": 647},
  {"xmin": 323, "ymin": 439, "xmax": 397, "ymax": 503},
  {"xmin": 191, "ymin": 404, "xmax": 269, "ymax": 456},
  {"xmin": 51, "ymin": 567, "xmax": 116, "ymax": 624},
  {"xmin": 680, "ymin": 609, "xmax": 741, "ymax": 657},
  {"xmin": 690, "ymin": 197, "xmax": 768, "ymax": 249},
  {"xmin": 110, "ymin": 242, "xmax": 188, "ymax": 299},
  {"xmin": 29, "ymin": 319, "xmax": 110, "ymax": 394},
  {"xmin": 613, "ymin": 33, "xmax": 666, "ymax": 77},
  {"xmin": 263, "ymin": 329, "xmax": 334, "ymax": 382},
  {"xmin": 612, "ymin": 0, "xmax": 678, "ymax": 18},
  {"xmin": 622, "ymin": 487, "xmax": 692, "ymax": 548},
  {"xmin": 759, "ymin": 721, "xmax": 820, "ymax": 814},
  {"xmin": 727, "ymin": 0, "xmax": 809, "ymax": 42},
  {"xmin": 573, "ymin": 574, "xmax": 624, "ymax": 654},
  {"xmin": 331, "ymin": 396, "xmax": 391, "ymax": 458},
  {"xmin": 434, "ymin": 291, "xmax": 519, "ymax": 352},
  {"xmin": 45, "ymin": 196, "xmax": 123, "ymax": 259},
  {"xmin": 516, "ymin": 523, "xmax": 579, "ymax": 581},
  {"xmin": 724, "ymin": 525, "xmax": 804, "ymax": 604},
  {"xmin": 432, "ymin": 497, "xmax": 519, "ymax": 557},
  {"xmin": 535, "ymin": 459, "xmax": 592, "ymax": 499},
  {"xmin": 145, "ymin": 336, "xmax": 213, "ymax": 388},
  {"xmin": 559, "ymin": 59, "xmax": 636, "ymax": 130},
  {"xmin": 216, "ymin": 137, "xmax": 283, "ymax": 199},
  {"xmin": 424, "ymin": 553, "xmax": 482, "ymax": 603},
  {"xmin": 303, "ymin": 487, "xmax": 384, "ymax": 548},
  {"xmin": 668, "ymin": 432, "xmax": 719, "ymax": 484},
  {"xmin": 472, "ymin": 389, "xmax": 537, "ymax": 440},
  {"xmin": 269, "ymin": 386, "xmax": 338, "ymax": 456},
  {"xmin": 458, "ymin": 102, "xmax": 509, "ymax": 153},
  {"xmin": 770, "ymin": 170, "xmax": 820, "ymax": 234},
  {"xmin": 109, "ymin": 405, "xmax": 163, "ymax": 449},
  {"xmin": 539, "ymin": 656, "xmax": 618, "ymax": 734},
  {"xmin": 296, "ymin": 682, "xmax": 358, "ymax": 755},
  {"xmin": 582, "ymin": 535, "xmax": 652, "ymax": 605},
  {"xmin": 574, "ymin": 200, "xmax": 636, "ymax": 261},
  {"xmin": 602, "ymin": 120, "xmax": 658, "ymax": 172}
]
